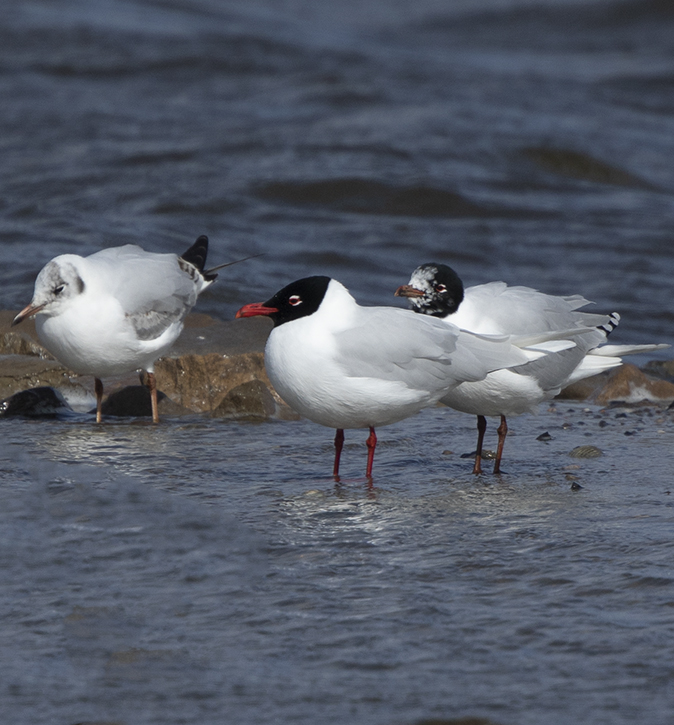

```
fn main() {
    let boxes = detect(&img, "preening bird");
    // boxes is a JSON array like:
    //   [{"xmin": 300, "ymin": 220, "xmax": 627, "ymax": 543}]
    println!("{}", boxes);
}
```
[
  {"xmin": 396, "ymin": 262, "xmax": 668, "ymax": 473},
  {"xmin": 13, "ymin": 235, "xmax": 220, "ymax": 423}
]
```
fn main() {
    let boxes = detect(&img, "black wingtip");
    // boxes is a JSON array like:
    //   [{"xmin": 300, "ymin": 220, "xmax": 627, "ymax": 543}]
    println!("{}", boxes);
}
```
[
  {"xmin": 181, "ymin": 235, "xmax": 217, "ymax": 279},
  {"xmin": 598, "ymin": 312, "xmax": 620, "ymax": 336}
]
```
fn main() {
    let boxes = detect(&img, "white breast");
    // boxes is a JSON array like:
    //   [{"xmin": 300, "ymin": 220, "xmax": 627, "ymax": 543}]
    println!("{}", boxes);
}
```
[{"xmin": 36, "ymin": 293, "xmax": 183, "ymax": 377}]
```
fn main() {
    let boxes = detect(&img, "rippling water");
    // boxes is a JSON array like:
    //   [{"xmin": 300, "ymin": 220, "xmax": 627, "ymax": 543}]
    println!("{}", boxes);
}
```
[
  {"xmin": 2, "ymin": 1, "xmax": 674, "ymax": 723},
  {"xmin": 3, "ymin": 406, "xmax": 674, "ymax": 725}
]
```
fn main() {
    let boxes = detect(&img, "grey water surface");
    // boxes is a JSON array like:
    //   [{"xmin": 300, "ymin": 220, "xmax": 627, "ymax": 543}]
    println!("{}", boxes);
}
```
[{"xmin": 1, "ymin": 0, "xmax": 674, "ymax": 723}]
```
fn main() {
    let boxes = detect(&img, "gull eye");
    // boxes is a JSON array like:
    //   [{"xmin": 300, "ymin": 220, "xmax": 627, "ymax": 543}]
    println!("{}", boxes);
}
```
[
  {"xmin": 288, "ymin": 295, "xmax": 302, "ymax": 306},
  {"xmin": 53, "ymin": 285, "xmax": 64, "ymax": 296},
  {"xmin": 435, "ymin": 283, "xmax": 447, "ymax": 293}
]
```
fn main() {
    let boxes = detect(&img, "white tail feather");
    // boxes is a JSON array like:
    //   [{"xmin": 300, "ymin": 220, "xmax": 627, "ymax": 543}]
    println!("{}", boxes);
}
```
[
  {"xmin": 564, "ymin": 355, "xmax": 623, "ymax": 386},
  {"xmin": 589, "ymin": 343, "xmax": 670, "ymax": 357}
]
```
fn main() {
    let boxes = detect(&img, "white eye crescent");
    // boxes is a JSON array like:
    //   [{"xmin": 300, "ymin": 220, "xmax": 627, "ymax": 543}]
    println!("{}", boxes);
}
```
[
  {"xmin": 54, "ymin": 285, "xmax": 64, "ymax": 296},
  {"xmin": 435, "ymin": 284, "xmax": 447, "ymax": 293},
  {"xmin": 289, "ymin": 295, "xmax": 302, "ymax": 306}
]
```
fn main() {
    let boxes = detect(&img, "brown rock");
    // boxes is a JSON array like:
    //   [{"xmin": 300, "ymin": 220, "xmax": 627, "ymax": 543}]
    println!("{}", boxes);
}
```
[
  {"xmin": 153, "ymin": 351, "xmax": 295, "ymax": 417},
  {"xmin": 0, "ymin": 355, "xmax": 78, "ymax": 400},
  {"xmin": 0, "ymin": 311, "xmax": 290, "ymax": 419},
  {"xmin": 557, "ymin": 370, "xmax": 613, "ymax": 401},
  {"xmin": 213, "ymin": 379, "xmax": 278, "ymax": 419},
  {"xmin": 594, "ymin": 363, "xmax": 674, "ymax": 405}
]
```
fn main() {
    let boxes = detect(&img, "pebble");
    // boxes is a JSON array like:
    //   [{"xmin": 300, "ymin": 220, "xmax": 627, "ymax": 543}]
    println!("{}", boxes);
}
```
[{"xmin": 568, "ymin": 445, "xmax": 603, "ymax": 459}]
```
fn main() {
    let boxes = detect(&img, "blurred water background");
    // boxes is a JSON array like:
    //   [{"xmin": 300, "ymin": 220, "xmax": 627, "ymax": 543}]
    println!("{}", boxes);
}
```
[{"xmin": 1, "ymin": 1, "xmax": 674, "ymax": 723}]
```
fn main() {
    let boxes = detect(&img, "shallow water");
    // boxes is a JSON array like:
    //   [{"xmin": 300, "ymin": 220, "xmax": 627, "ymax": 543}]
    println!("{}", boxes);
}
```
[
  {"xmin": 2, "ymin": 0, "xmax": 674, "ymax": 723},
  {"xmin": 2, "ymin": 405, "xmax": 674, "ymax": 725}
]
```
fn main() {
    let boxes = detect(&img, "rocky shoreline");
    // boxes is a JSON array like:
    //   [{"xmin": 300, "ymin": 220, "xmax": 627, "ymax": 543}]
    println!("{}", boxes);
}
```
[{"xmin": 1, "ymin": 309, "xmax": 673, "ymax": 419}]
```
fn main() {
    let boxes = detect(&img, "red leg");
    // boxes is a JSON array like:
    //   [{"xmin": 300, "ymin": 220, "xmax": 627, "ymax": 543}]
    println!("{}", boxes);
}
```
[
  {"xmin": 333, "ymin": 428, "xmax": 344, "ymax": 478},
  {"xmin": 94, "ymin": 377, "xmax": 104, "ymax": 423},
  {"xmin": 473, "ymin": 415, "xmax": 487, "ymax": 475},
  {"xmin": 145, "ymin": 371, "xmax": 159, "ymax": 423},
  {"xmin": 494, "ymin": 415, "xmax": 508, "ymax": 474},
  {"xmin": 365, "ymin": 427, "xmax": 377, "ymax": 479}
]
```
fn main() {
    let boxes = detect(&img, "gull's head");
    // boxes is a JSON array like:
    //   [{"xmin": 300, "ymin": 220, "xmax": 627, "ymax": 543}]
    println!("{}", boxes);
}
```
[
  {"xmin": 12, "ymin": 256, "xmax": 86, "ymax": 326},
  {"xmin": 395, "ymin": 263, "xmax": 464, "ymax": 318},
  {"xmin": 236, "ymin": 276, "xmax": 332, "ymax": 327}
]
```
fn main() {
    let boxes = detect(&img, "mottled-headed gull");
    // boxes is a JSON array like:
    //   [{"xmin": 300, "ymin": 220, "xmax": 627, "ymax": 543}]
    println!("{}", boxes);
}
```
[
  {"xmin": 13, "ymin": 235, "xmax": 219, "ymax": 423},
  {"xmin": 396, "ymin": 262, "xmax": 668, "ymax": 474},
  {"xmin": 236, "ymin": 275, "xmax": 569, "ymax": 480}
]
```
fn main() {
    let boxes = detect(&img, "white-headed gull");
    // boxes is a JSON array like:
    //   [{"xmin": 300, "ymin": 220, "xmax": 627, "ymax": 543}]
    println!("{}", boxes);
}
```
[
  {"xmin": 236, "ymin": 275, "xmax": 573, "ymax": 480},
  {"xmin": 396, "ymin": 262, "xmax": 668, "ymax": 474},
  {"xmin": 13, "ymin": 235, "xmax": 219, "ymax": 423}
]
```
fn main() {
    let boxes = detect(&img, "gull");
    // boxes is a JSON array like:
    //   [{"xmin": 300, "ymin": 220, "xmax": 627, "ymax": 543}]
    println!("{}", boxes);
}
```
[
  {"xmin": 13, "ymin": 235, "xmax": 222, "ymax": 423},
  {"xmin": 396, "ymin": 262, "xmax": 668, "ymax": 474},
  {"xmin": 236, "ymin": 275, "xmax": 567, "ymax": 480}
]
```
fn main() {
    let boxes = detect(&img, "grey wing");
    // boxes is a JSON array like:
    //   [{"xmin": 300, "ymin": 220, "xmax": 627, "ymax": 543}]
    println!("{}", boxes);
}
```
[
  {"xmin": 509, "ymin": 344, "xmax": 591, "ymax": 392},
  {"xmin": 449, "ymin": 329, "xmax": 534, "ymax": 382},
  {"xmin": 126, "ymin": 305, "xmax": 190, "ymax": 341},
  {"xmin": 89, "ymin": 246, "xmax": 201, "ymax": 340},
  {"xmin": 458, "ymin": 283, "xmax": 600, "ymax": 335},
  {"xmin": 334, "ymin": 307, "xmax": 461, "ymax": 391},
  {"xmin": 335, "ymin": 307, "xmax": 534, "ymax": 393}
]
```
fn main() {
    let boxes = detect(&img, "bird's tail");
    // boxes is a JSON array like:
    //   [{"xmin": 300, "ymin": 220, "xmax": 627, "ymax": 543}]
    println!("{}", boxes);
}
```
[
  {"xmin": 181, "ymin": 235, "xmax": 263, "ymax": 281},
  {"xmin": 181, "ymin": 235, "xmax": 213, "ymax": 278}
]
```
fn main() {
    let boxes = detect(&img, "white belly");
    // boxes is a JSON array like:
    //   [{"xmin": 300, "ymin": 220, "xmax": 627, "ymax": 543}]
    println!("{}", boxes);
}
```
[
  {"xmin": 36, "ymin": 302, "xmax": 182, "ymax": 378},
  {"xmin": 440, "ymin": 368, "xmax": 550, "ymax": 417},
  {"xmin": 265, "ymin": 330, "xmax": 436, "ymax": 430}
]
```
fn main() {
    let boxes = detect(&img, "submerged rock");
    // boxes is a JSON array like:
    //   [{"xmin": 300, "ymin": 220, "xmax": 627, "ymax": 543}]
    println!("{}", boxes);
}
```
[
  {"xmin": 0, "ymin": 386, "xmax": 74, "ymax": 418},
  {"xmin": 255, "ymin": 178, "xmax": 506, "ymax": 218},
  {"xmin": 99, "ymin": 386, "xmax": 193, "ymax": 418},
  {"xmin": 569, "ymin": 445, "xmax": 603, "ymax": 459},
  {"xmin": 414, "ymin": 717, "xmax": 499, "ymax": 725},
  {"xmin": 522, "ymin": 146, "xmax": 656, "ymax": 189}
]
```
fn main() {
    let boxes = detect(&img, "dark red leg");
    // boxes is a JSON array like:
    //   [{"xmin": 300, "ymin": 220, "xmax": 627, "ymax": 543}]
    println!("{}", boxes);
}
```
[
  {"xmin": 94, "ymin": 377, "xmax": 104, "ymax": 423},
  {"xmin": 365, "ymin": 427, "xmax": 377, "ymax": 479},
  {"xmin": 333, "ymin": 428, "xmax": 344, "ymax": 478},
  {"xmin": 493, "ymin": 415, "xmax": 508, "ymax": 474},
  {"xmin": 473, "ymin": 415, "xmax": 487, "ymax": 475}
]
